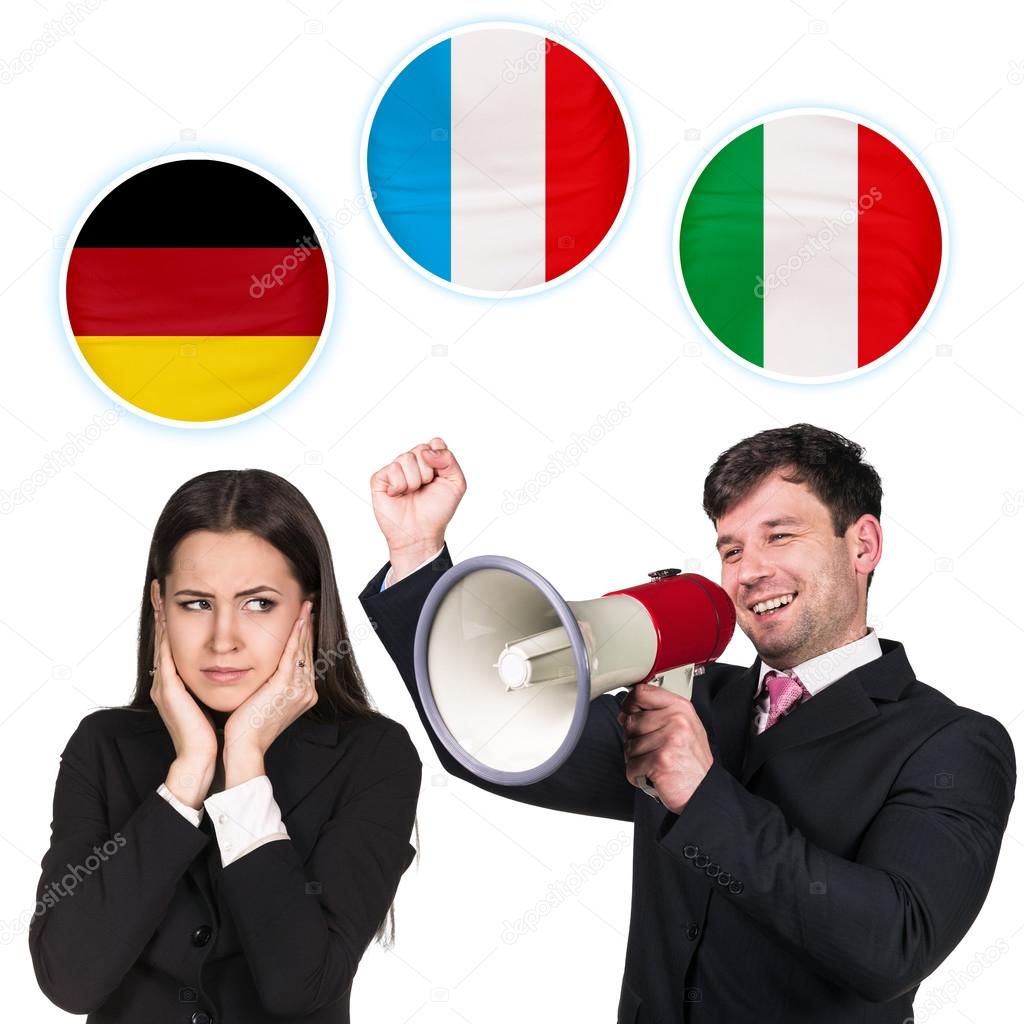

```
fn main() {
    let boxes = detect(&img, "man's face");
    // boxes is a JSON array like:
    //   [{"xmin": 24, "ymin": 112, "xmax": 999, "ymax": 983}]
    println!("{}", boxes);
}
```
[
  {"xmin": 715, "ymin": 471, "xmax": 866, "ymax": 669},
  {"xmin": 150, "ymin": 529, "xmax": 310, "ymax": 713}
]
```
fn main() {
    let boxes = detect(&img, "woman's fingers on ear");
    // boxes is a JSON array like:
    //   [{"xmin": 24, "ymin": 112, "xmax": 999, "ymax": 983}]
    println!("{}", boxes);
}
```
[
  {"xmin": 281, "ymin": 612, "xmax": 303, "ymax": 669},
  {"xmin": 306, "ymin": 608, "xmax": 315, "ymax": 662},
  {"xmin": 305, "ymin": 627, "xmax": 314, "ymax": 689},
  {"xmin": 158, "ymin": 626, "xmax": 170, "ymax": 671},
  {"xmin": 307, "ymin": 631, "xmax": 317, "ymax": 701},
  {"xmin": 302, "ymin": 604, "xmax": 315, "ymax": 697}
]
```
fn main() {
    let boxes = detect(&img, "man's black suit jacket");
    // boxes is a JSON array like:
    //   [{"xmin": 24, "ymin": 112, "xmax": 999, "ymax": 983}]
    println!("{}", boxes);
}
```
[
  {"xmin": 29, "ymin": 706, "xmax": 421, "ymax": 1023},
  {"xmin": 358, "ymin": 543, "xmax": 1016, "ymax": 1023}
]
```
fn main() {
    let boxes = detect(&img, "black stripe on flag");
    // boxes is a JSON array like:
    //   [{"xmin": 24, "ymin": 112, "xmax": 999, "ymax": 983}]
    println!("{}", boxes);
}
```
[{"xmin": 75, "ymin": 159, "xmax": 322, "ymax": 248}]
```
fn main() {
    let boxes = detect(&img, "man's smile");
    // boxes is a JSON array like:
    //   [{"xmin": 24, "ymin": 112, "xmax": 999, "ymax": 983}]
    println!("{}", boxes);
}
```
[{"xmin": 749, "ymin": 592, "xmax": 798, "ymax": 617}]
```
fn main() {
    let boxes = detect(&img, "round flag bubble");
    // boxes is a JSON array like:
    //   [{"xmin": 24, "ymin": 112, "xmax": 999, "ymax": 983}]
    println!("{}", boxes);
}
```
[
  {"xmin": 363, "ymin": 22, "xmax": 634, "ymax": 296},
  {"xmin": 61, "ymin": 154, "xmax": 332, "ymax": 426},
  {"xmin": 675, "ymin": 110, "xmax": 945, "ymax": 381}
]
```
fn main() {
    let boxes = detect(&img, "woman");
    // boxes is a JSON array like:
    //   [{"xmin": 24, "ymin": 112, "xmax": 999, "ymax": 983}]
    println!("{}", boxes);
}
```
[{"xmin": 29, "ymin": 469, "xmax": 421, "ymax": 1023}]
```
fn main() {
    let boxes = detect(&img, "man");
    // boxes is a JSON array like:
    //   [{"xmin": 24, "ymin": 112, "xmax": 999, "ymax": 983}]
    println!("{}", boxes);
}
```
[{"xmin": 358, "ymin": 424, "xmax": 1016, "ymax": 1023}]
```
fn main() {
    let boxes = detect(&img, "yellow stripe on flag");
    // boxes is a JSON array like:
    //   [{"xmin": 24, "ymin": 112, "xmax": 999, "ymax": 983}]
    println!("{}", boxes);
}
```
[{"xmin": 74, "ymin": 335, "xmax": 319, "ymax": 422}]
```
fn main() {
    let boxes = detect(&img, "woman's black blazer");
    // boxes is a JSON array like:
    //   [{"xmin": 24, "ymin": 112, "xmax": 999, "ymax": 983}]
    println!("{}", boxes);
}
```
[{"xmin": 29, "ymin": 706, "xmax": 421, "ymax": 1023}]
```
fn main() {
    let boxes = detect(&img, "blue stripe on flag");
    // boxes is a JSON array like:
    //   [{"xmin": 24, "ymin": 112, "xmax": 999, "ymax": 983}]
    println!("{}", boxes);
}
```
[{"xmin": 367, "ymin": 39, "xmax": 451, "ymax": 281}]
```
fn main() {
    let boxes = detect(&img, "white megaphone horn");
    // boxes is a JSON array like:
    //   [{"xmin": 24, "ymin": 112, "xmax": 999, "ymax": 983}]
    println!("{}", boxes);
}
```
[{"xmin": 413, "ymin": 556, "xmax": 735, "ymax": 799}]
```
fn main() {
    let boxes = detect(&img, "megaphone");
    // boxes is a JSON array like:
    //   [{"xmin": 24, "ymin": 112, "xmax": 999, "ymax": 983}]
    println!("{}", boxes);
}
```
[{"xmin": 413, "ymin": 556, "xmax": 735, "ymax": 799}]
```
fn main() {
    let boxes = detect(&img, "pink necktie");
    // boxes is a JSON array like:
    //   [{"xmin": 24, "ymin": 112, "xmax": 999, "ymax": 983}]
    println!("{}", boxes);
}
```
[{"xmin": 763, "ymin": 671, "xmax": 808, "ymax": 729}]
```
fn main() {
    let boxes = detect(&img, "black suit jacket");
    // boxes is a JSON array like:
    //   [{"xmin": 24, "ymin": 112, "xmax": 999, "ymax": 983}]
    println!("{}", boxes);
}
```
[
  {"xmin": 358, "ymin": 543, "xmax": 1017, "ymax": 1024},
  {"xmin": 29, "ymin": 706, "xmax": 421, "ymax": 1023}
]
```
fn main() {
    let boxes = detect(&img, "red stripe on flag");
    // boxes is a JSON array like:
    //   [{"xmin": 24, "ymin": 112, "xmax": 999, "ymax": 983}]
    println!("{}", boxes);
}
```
[
  {"xmin": 857, "ymin": 126, "xmax": 942, "ymax": 365},
  {"xmin": 67, "ymin": 247, "xmax": 328, "ymax": 336},
  {"xmin": 545, "ymin": 41, "xmax": 629, "ymax": 282}
]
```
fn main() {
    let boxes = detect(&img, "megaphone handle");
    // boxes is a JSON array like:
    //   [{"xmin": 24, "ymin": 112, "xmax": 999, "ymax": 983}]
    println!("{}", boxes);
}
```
[
  {"xmin": 650, "ymin": 664, "xmax": 695, "ymax": 699},
  {"xmin": 635, "ymin": 666, "xmax": 696, "ymax": 804},
  {"xmin": 638, "ymin": 776, "xmax": 663, "ymax": 804}
]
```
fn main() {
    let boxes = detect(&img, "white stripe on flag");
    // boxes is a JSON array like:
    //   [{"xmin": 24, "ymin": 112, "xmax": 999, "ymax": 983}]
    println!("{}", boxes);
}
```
[
  {"xmin": 763, "ymin": 115, "xmax": 859, "ymax": 374},
  {"xmin": 450, "ymin": 30, "xmax": 547, "ymax": 291}
]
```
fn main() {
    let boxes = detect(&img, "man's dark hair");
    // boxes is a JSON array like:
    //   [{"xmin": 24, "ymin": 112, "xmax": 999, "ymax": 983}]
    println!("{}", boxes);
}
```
[{"xmin": 703, "ymin": 423, "xmax": 883, "ymax": 589}]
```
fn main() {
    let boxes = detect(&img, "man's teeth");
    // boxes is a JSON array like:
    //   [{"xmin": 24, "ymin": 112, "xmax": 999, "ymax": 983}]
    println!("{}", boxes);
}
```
[{"xmin": 753, "ymin": 594, "xmax": 795, "ymax": 615}]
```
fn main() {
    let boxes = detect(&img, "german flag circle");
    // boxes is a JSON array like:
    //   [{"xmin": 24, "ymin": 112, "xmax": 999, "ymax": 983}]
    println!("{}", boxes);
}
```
[{"xmin": 61, "ymin": 154, "xmax": 332, "ymax": 426}]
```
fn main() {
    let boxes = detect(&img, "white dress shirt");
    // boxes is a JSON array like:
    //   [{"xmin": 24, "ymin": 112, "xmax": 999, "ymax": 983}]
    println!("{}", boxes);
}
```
[
  {"xmin": 157, "ymin": 774, "xmax": 290, "ymax": 868},
  {"xmin": 379, "ymin": 544, "xmax": 445, "ymax": 590},
  {"xmin": 751, "ymin": 627, "xmax": 883, "ymax": 735}
]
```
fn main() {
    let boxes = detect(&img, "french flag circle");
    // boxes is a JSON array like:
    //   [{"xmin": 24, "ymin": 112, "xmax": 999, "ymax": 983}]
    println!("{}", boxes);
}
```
[
  {"xmin": 675, "ymin": 109, "xmax": 947, "ymax": 382},
  {"xmin": 363, "ymin": 23, "xmax": 635, "ymax": 296}
]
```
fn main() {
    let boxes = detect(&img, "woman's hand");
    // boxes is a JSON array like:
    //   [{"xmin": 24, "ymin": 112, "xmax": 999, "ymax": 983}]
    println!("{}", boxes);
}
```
[
  {"xmin": 222, "ymin": 600, "xmax": 317, "ymax": 780},
  {"xmin": 151, "ymin": 611, "xmax": 218, "ymax": 807}
]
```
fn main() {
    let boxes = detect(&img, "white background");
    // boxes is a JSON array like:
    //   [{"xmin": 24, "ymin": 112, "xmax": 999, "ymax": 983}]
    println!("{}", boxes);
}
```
[{"xmin": 1, "ymin": 1, "xmax": 1022, "ymax": 1021}]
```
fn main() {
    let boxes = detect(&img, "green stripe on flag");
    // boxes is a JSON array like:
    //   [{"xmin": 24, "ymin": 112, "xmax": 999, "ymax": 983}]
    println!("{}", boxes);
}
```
[{"xmin": 680, "ymin": 125, "xmax": 764, "ymax": 366}]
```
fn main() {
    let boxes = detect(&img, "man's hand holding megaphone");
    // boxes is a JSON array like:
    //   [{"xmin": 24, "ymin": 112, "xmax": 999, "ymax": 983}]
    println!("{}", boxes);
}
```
[
  {"xmin": 618, "ymin": 685, "xmax": 714, "ymax": 814},
  {"xmin": 371, "ymin": 438, "xmax": 716, "ymax": 815}
]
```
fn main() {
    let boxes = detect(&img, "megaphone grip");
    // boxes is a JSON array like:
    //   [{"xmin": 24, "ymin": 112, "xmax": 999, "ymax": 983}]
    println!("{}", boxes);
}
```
[{"xmin": 637, "ymin": 775, "xmax": 663, "ymax": 804}]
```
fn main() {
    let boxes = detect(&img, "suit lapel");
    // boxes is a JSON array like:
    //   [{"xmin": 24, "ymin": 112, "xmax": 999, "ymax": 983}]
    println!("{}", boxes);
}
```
[
  {"xmin": 263, "ymin": 716, "xmax": 342, "ymax": 818},
  {"xmin": 740, "ymin": 672, "xmax": 879, "ymax": 784},
  {"xmin": 114, "ymin": 712, "xmax": 177, "ymax": 806},
  {"xmin": 698, "ymin": 640, "xmax": 916, "ymax": 787},
  {"xmin": 694, "ymin": 662, "xmax": 759, "ymax": 778}
]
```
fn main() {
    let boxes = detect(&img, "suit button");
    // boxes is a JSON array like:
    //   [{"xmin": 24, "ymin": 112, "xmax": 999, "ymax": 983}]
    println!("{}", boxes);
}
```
[
  {"xmin": 694, "ymin": 854, "xmax": 710, "ymax": 868},
  {"xmin": 685, "ymin": 923, "xmax": 700, "ymax": 941},
  {"xmin": 716, "ymin": 872, "xmax": 732, "ymax": 886},
  {"xmin": 682, "ymin": 844, "xmax": 699, "ymax": 860},
  {"xmin": 729, "ymin": 880, "xmax": 744, "ymax": 895},
  {"xmin": 190, "ymin": 926, "xmax": 212, "ymax": 947},
  {"xmin": 705, "ymin": 862, "xmax": 721, "ymax": 878},
  {"xmin": 190, "ymin": 1012, "xmax": 213, "ymax": 1024}
]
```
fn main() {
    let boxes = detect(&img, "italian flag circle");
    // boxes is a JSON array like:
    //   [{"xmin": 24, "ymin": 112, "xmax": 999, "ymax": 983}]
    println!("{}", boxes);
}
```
[
  {"xmin": 61, "ymin": 154, "xmax": 332, "ymax": 426},
  {"xmin": 676, "ymin": 111, "xmax": 945, "ymax": 380},
  {"xmin": 363, "ymin": 22, "xmax": 634, "ymax": 296}
]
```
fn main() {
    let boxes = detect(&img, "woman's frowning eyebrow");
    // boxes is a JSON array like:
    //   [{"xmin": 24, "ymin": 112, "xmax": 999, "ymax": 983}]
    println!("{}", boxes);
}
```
[{"xmin": 173, "ymin": 586, "xmax": 283, "ymax": 598}]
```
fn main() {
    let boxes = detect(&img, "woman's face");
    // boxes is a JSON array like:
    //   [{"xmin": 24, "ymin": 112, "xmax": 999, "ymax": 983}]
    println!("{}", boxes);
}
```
[{"xmin": 149, "ymin": 529, "xmax": 312, "ymax": 713}]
